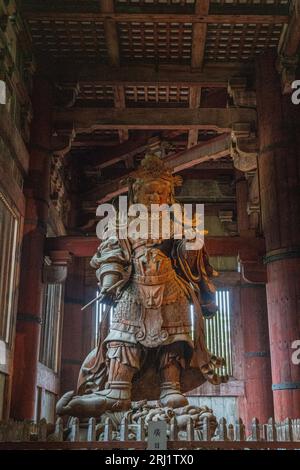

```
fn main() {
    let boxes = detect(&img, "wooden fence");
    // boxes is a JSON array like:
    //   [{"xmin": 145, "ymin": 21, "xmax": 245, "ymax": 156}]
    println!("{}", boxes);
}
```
[{"xmin": 0, "ymin": 416, "xmax": 300, "ymax": 450}]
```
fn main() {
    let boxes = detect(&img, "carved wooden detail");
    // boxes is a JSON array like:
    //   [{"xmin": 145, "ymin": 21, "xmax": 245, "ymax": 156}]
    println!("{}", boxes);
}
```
[
  {"xmin": 55, "ymin": 82, "xmax": 80, "ymax": 108},
  {"xmin": 42, "ymin": 251, "xmax": 72, "ymax": 284},
  {"xmin": 50, "ymin": 154, "xmax": 71, "ymax": 227},
  {"xmin": 231, "ymin": 123, "xmax": 258, "ymax": 173},
  {"xmin": 0, "ymin": 1, "xmax": 34, "ymax": 142},
  {"xmin": 277, "ymin": 0, "xmax": 300, "ymax": 94},
  {"xmin": 51, "ymin": 125, "xmax": 76, "ymax": 158},
  {"xmin": 228, "ymin": 77, "xmax": 258, "ymax": 173}
]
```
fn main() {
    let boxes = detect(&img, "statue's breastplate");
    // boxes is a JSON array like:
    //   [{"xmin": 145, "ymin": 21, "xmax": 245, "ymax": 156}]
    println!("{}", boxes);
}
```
[{"xmin": 132, "ymin": 244, "xmax": 174, "ymax": 286}]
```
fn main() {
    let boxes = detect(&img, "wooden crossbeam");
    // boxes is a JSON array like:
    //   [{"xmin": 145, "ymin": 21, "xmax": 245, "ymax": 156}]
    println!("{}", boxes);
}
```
[
  {"xmin": 43, "ymin": 62, "xmax": 251, "ymax": 88},
  {"xmin": 45, "ymin": 235, "xmax": 265, "ymax": 259},
  {"xmin": 23, "ymin": 11, "xmax": 289, "ymax": 25},
  {"xmin": 54, "ymin": 107, "xmax": 256, "ymax": 132},
  {"xmin": 166, "ymin": 133, "xmax": 230, "ymax": 173},
  {"xmin": 83, "ymin": 134, "xmax": 160, "ymax": 168}
]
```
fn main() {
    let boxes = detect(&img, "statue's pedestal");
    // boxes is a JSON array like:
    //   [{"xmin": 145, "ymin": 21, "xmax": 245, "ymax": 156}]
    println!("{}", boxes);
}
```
[{"xmin": 66, "ymin": 402, "xmax": 218, "ymax": 442}]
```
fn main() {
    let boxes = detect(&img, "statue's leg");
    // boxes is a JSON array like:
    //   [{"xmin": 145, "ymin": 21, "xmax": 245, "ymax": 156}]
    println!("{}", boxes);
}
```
[
  {"xmin": 102, "ymin": 341, "xmax": 141, "ymax": 408},
  {"xmin": 56, "ymin": 342, "xmax": 140, "ymax": 418},
  {"xmin": 159, "ymin": 342, "xmax": 189, "ymax": 409}
]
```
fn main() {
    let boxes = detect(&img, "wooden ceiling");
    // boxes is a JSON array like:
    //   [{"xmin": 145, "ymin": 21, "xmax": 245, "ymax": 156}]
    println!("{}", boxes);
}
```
[{"xmin": 20, "ymin": 0, "xmax": 295, "ymax": 229}]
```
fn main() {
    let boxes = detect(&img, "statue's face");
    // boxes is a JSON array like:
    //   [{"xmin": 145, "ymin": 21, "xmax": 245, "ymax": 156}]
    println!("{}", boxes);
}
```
[{"xmin": 134, "ymin": 179, "xmax": 172, "ymax": 208}]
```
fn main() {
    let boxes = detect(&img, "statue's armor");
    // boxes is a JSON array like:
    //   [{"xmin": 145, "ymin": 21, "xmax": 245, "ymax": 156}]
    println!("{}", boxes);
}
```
[{"xmin": 104, "ymin": 238, "xmax": 193, "ymax": 349}]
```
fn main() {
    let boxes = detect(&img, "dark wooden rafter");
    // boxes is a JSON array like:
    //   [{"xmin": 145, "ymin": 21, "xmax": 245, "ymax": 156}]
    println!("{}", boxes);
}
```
[
  {"xmin": 54, "ymin": 107, "xmax": 256, "ymax": 132},
  {"xmin": 81, "ymin": 134, "xmax": 160, "ymax": 168},
  {"xmin": 42, "ymin": 62, "xmax": 251, "ymax": 88},
  {"xmin": 22, "ymin": 11, "xmax": 289, "ymax": 25}
]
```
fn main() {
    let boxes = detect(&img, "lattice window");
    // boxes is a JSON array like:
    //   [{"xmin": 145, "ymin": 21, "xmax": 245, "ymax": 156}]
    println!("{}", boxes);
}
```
[
  {"xmin": 39, "ymin": 283, "xmax": 63, "ymax": 371},
  {"xmin": 205, "ymin": 289, "xmax": 233, "ymax": 377},
  {"xmin": 0, "ymin": 192, "xmax": 19, "ymax": 344}
]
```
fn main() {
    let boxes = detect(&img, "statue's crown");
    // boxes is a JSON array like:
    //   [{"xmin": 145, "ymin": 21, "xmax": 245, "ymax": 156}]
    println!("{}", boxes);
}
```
[{"xmin": 132, "ymin": 152, "xmax": 182, "ymax": 187}]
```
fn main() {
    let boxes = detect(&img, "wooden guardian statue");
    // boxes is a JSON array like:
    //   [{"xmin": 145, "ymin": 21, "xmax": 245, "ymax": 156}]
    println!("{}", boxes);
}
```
[{"xmin": 57, "ymin": 153, "xmax": 228, "ymax": 418}]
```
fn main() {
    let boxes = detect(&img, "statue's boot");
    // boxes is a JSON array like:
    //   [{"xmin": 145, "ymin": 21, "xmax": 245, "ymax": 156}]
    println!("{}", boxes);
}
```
[
  {"xmin": 56, "ymin": 381, "xmax": 132, "ymax": 418},
  {"xmin": 159, "ymin": 381, "xmax": 188, "ymax": 409},
  {"xmin": 56, "ymin": 348, "xmax": 138, "ymax": 418},
  {"xmin": 159, "ymin": 350, "xmax": 188, "ymax": 409}
]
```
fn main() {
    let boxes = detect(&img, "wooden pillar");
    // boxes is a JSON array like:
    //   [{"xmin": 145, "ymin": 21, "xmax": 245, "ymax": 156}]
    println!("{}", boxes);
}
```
[
  {"xmin": 256, "ymin": 51, "xmax": 300, "ymax": 420},
  {"xmin": 239, "ymin": 284, "xmax": 274, "ymax": 428},
  {"xmin": 235, "ymin": 165, "xmax": 273, "ymax": 425},
  {"xmin": 60, "ymin": 258, "xmax": 90, "ymax": 395},
  {"xmin": 10, "ymin": 76, "xmax": 53, "ymax": 420}
]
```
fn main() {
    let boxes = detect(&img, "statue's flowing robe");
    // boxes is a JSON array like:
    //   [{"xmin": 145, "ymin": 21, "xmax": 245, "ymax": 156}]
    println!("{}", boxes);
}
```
[{"xmin": 77, "ymin": 236, "xmax": 225, "ymax": 401}]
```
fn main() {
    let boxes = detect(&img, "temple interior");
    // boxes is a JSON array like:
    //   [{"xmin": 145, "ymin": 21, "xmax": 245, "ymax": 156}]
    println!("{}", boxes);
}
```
[{"xmin": 0, "ymin": 0, "xmax": 300, "ymax": 449}]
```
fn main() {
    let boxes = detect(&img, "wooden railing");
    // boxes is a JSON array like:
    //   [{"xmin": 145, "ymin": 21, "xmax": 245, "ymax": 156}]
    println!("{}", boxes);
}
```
[{"xmin": 0, "ymin": 416, "xmax": 300, "ymax": 450}]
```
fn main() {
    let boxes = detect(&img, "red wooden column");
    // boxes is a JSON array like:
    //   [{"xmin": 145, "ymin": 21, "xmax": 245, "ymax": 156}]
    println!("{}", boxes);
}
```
[
  {"xmin": 256, "ymin": 51, "xmax": 300, "ymax": 420},
  {"xmin": 10, "ymin": 76, "xmax": 53, "ymax": 420},
  {"xmin": 235, "ymin": 170, "xmax": 273, "ymax": 425},
  {"xmin": 60, "ymin": 258, "xmax": 91, "ymax": 395},
  {"xmin": 239, "ymin": 283, "xmax": 274, "ymax": 427}
]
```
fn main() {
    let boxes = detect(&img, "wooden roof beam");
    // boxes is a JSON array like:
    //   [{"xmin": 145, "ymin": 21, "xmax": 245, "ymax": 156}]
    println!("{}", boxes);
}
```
[
  {"xmin": 42, "ymin": 62, "xmax": 251, "ymax": 87},
  {"xmin": 81, "ymin": 134, "xmax": 160, "ymax": 168},
  {"xmin": 54, "ymin": 107, "xmax": 256, "ymax": 133},
  {"xmin": 23, "ymin": 12, "xmax": 288, "ymax": 25}
]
